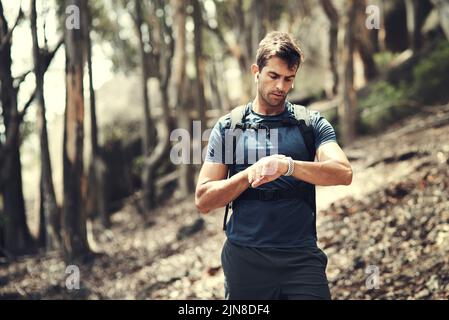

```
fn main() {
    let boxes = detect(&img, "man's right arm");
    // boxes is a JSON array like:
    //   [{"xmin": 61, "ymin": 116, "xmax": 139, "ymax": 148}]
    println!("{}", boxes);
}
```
[{"xmin": 195, "ymin": 162, "xmax": 250, "ymax": 214}]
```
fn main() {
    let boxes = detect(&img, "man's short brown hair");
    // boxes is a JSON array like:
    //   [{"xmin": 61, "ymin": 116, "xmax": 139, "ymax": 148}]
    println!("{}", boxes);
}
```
[{"xmin": 256, "ymin": 31, "xmax": 304, "ymax": 71}]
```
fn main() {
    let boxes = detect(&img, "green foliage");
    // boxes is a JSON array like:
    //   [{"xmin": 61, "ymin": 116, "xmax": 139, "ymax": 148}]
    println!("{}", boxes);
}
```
[
  {"xmin": 409, "ymin": 41, "xmax": 449, "ymax": 104},
  {"xmin": 358, "ymin": 39, "xmax": 449, "ymax": 134},
  {"xmin": 358, "ymin": 81, "xmax": 411, "ymax": 134},
  {"xmin": 102, "ymin": 118, "xmax": 141, "ymax": 145},
  {"xmin": 360, "ymin": 81, "xmax": 407, "ymax": 111},
  {"xmin": 131, "ymin": 155, "xmax": 144, "ymax": 178},
  {"xmin": 373, "ymin": 51, "xmax": 400, "ymax": 70}
]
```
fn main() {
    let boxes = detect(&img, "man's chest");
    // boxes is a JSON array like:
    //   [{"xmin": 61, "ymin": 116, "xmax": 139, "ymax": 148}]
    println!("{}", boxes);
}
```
[{"xmin": 233, "ymin": 126, "xmax": 309, "ymax": 163}]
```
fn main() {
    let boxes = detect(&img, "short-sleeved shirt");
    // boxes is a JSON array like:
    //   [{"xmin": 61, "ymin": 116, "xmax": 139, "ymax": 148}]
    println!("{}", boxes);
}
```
[{"xmin": 206, "ymin": 101, "xmax": 337, "ymax": 248}]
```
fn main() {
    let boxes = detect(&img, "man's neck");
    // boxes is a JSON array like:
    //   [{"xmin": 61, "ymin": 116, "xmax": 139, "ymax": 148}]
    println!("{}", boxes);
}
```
[{"xmin": 252, "ymin": 95, "xmax": 286, "ymax": 116}]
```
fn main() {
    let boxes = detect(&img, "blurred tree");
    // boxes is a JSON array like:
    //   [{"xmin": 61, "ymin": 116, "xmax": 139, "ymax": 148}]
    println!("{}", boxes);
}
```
[
  {"xmin": 0, "ymin": 1, "xmax": 35, "ymax": 256},
  {"xmin": 192, "ymin": 0, "xmax": 208, "ymax": 128},
  {"xmin": 404, "ymin": 0, "xmax": 433, "ymax": 51},
  {"xmin": 209, "ymin": 0, "xmax": 284, "ymax": 103},
  {"xmin": 62, "ymin": 0, "xmax": 91, "ymax": 261},
  {"xmin": 353, "ymin": 0, "xmax": 377, "ymax": 81},
  {"xmin": 171, "ymin": 0, "xmax": 195, "ymax": 197},
  {"xmin": 83, "ymin": 0, "xmax": 109, "ymax": 228},
  {"xmin": 137, "ymin": 0, "xmax": 174, "ymax": 211},
  {"xmin": 132, "ymin": 0, "xmax": 154, "ymax": 158},
  {"xmin": 320, "ymin": 0, "xmax": 339, "ymax": 95},
  {"xmin": 338, "ymin": 0, "xmax": 358, "ymax": 146},
  {"xmin": 431, "ymin": 0, "xmax": 449, "ymax": 40},
  {"xmin": 30, "ymin": 0, "xmax": 63, "ymax": 251}
]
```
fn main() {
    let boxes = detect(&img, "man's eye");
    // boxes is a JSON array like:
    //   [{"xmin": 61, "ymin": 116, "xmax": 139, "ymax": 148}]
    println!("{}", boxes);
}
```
[{"xmin": 270, "ymin": 75, "xmax": 277, "ymax": 79}]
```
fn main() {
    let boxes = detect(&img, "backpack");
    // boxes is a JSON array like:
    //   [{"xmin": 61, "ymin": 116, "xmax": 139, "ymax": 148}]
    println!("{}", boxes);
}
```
[{"xmin": 222, "ymin": 102, "xmax": 317, "ymax": 231}]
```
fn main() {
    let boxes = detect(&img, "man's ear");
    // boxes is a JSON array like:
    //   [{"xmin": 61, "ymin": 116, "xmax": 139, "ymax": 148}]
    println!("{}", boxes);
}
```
[{"xmin": 251, "ymin": 63, "xmax": 259, "ymax": 78}]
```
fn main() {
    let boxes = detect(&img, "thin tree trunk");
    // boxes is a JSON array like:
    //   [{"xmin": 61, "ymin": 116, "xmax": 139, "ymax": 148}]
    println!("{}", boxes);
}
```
[
  {"xmin": 142, "ymin": 86, "xmax": 172, "ymax": 210},
  {"xmin": 0, "ymin": 2, "xmax": 34, "ymax": 256},
  {"xmin": 172, "ymin": 0, "xmax": 195, "ymax": 197},
  {"xmin": 62, "ymin": 0, "xmax": 90, "ymax": 261},
  {"xmin": 140, "ymin": 0, "xmax": 175, "ymax": 211},
  {"xmin": 320, "ymin": 0, "xmax": 340, "ymax": 96},
  {"xmin": 404, "ymin": 0, "xmax": 432, "ymax": 51},
  {"xmin": 84, "ymin": 0, "xmax": 109, "ymax": 228},
  {"xmin": 354, "ymin": 0, "xmax": 377, "ymax": 81},
  {"xmin": 431, "ymin": 0, "xmax": 449, "ymax": 40},
  {"xmin": 30, "ymin": 0, "xmax": 61, "ymax": 251},
  {"xmin": 338, "ymin": 0, "xmax": 358, "ymax": 146},
  {"xmin": 208, "ymin": 63, "xmax": 222, "ymax": 110},
  {"xmin": 405, "ymin": 0, "xmax": 420, "ymax": 51},
  {"xmin": 234, "ymin": 0, "xmax": 252, "ymax": 103},
  {"xmin": 134, "ymin": 0, "xmax": 153, "ymax": 158},
  {"xmin": 192, "ymin": 0, "xmax": 207, "ymax": 128}
]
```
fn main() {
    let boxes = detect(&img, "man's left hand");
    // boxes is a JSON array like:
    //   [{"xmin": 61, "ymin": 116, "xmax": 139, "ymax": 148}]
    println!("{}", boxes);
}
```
[{"xmin": 247, "ymin": 154, "xmax": 289, "ymax": 188}]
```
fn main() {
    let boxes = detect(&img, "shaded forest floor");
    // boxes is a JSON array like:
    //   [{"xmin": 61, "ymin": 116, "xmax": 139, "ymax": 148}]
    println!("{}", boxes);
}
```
[{"xmin": 1, "ymin": 104, "xmax": 448, "ymax": 300}]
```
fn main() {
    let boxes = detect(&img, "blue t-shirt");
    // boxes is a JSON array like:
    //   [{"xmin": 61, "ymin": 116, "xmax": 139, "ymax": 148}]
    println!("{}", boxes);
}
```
[{"xmin": 205, "ymin": 101, "xmax": 337, "ymax": 248}]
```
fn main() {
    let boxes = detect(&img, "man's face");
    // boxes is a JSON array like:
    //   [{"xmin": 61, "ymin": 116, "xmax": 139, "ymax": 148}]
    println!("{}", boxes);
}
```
[{"xmin": 254, "ymin": 56, "xmax": 297, "ymax": 109}]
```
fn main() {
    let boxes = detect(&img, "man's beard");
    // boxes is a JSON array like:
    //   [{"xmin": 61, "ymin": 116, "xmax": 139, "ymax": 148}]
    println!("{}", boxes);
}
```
[{"xmin": 260, "ymin": 88, "xmax": 286, "ymax": 108}]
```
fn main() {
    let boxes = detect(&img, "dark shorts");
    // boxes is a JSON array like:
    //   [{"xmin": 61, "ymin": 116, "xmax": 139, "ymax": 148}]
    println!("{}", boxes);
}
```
[{"xmin": 221, "ymin": 239, "xmax": 332, "ymax": 300}]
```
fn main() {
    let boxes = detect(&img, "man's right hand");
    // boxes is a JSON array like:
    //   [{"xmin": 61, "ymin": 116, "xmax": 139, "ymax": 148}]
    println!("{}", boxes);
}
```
[{"xmin": 247, "ymin": 154, "xmax": 288, "ymax": 188}]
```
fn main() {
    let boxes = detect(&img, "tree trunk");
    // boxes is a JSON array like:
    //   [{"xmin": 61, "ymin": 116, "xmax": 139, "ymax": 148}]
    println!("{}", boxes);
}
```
[
  {"xmin": 0, "ymin": 2, "xmax": 34, "ymax": 256},
  {"xmin": 142, "ymin": 0, "xmax": 174, "ymax": 212},
  {"xmin": 236, "ymin": 0, "xmax": 252, "ymax": 103},
  {"xmin": 62, "ymin": 0, "xmax": 90, "ymax": 261},
  {"xmin": 83, "ymin": 0, "xmax": 109, "ymax": 228},
  {"xmin": 354, "ymin": 0, "xmax": 377, "ymax": 81},
  {"xmin": 192, "ymin": 0, "xmax": 208, "ymax": 187},
  {"xmin": 30, "ymin": 0, "xmax": 61, "ymax": 251},
  {"xmin": 192, "ymin": 0, "xmax": 208, "ymax": 128},
  {"xmin": 431, "ymin": 0, "xmax": 449, "ymax": 40},
  {"xmin": 172, "ymin": 0, "xmax": 195, "ymax": 198},
  {"xmin": 404, "ymin": 0, "xmax": 432, "ymax": 51},
  {"xmin": 320, "ymin": 0, "xmax": 340, "ymax": 96},
  {"xmin": 208, "ymin": 62, "xmax": 223, "ymax": 110},
  {"xmin": 134, "ymin": 0, "xmax": 154, "ymax": 158},
  {"xmin": 338, "ymin": 0, "xmax": 358, "ymax": 146}
]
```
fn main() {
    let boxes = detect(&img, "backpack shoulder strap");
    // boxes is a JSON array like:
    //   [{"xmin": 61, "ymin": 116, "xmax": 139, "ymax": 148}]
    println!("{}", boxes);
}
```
[
  {"xmin": 223, "ymin": 104, "xmax": 249, "ymax": 231},
  {"xmin": 227, "ymin": 104, "xmax": 249, "ymax": 130},
  {"xmin": 291, "ymin": 104, "xmax": 316, "ymax": 161},
  {"xmin": 291, "ymin": 104, "xmax": 317, "ymax": 230},
  {"xmin": 291, "ymin": 104, "xmax": 311, "ymax": 126}
]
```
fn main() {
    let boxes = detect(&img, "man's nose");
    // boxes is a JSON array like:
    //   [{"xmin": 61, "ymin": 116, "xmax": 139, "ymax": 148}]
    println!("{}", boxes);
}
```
[
  {"xmin": 275, "ymin": 80, "xmax": 287, "ymax": 92},
  {"xmin": 275, "ymin": 80, "xmax": 284, "ymax": 91}
]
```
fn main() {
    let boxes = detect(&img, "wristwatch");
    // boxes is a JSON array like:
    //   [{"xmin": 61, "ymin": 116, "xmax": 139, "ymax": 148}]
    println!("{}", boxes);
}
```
[{"xmin": 283, "ymin": 157, "xmax": 294, "ymax": 176}]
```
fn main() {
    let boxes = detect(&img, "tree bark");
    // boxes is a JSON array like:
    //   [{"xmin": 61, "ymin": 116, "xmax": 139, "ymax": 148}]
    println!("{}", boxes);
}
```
[
  {"xmin": 353, "ymin": 0, "xmax": 377, "ymax": 81},
  {"xmin": 235, "ymin": 0, "xmax": 252, "ymax": 103},
  {"xmin": 320, "ymin": 0, "xmax": 340, "ymax": 96},
  {"xmin": 83, "ymin": 0, "xmax": 109, "ymax": 228},
  {"xmin": 30, "ymin": 0, "xmax": 61, "ymax": 251},
  {"xmin": 0, "ymin": 2, "xmax": 34, "ymax": 256},
  {"xmin": 431, "ymin": 0, "xmax": 449, "ymax": 40},
  {"xmin": 192, "ymin": 0, "xmax": 208, "ymax": 128},
  {"xmin": 134, "ymin": 0, "xmax": 154, "ymax": 158},
  {"xmin": 404, "ymin": 0, "xmax": 432, "ymax": 51},
  {"xmin": 62, "ymin": 0, "xmax": 90, "ymax": 261},
  {"xmin": 338, "ymin": 0, "xmax": 358, "ymax": 146},
  {"xmin": 142, "ymin": 0, "xmax": 174, "ymax": 211},
  {"xmin": 172, "ymin": 0, "xmax": 195, "ymax": 198}
]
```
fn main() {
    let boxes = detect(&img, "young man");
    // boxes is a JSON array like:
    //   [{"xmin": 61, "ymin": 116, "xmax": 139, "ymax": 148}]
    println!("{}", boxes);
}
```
[{"xmin": 195, "ymin": 31, "xmax": 352, "ymax": 300}]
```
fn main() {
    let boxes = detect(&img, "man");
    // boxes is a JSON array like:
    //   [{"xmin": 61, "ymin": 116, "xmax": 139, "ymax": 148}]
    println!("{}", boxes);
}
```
[{"xmin": 195, "ymin": 31, "xmax": 352, "ymax": 300}]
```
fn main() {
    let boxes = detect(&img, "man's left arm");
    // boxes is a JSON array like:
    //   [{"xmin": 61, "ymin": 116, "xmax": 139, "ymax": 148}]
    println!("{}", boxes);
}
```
[
  {"xmin": 288, "ymin": 141, "xmax": 352, "ymax": 186},
  {"xmin": 248, "ymin": 142, "xmax": 352, "ymax": 188}
]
